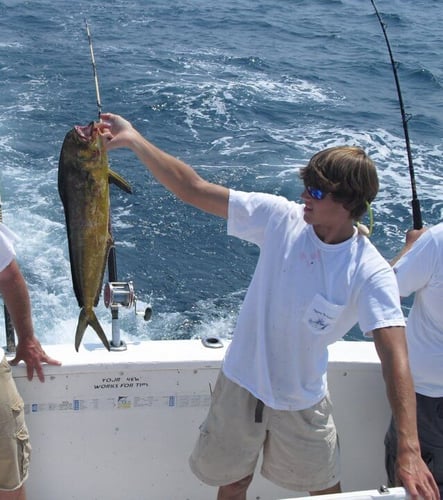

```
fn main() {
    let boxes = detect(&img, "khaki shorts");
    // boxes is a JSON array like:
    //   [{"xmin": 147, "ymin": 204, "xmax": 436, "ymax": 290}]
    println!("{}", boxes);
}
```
[
  {"xmin": 0, "ymin": 355, "xmax": 31, "ymax": 491},
  {"xmin": 189, "ymin": 370, "xmax": 340, "ymax": 492}
]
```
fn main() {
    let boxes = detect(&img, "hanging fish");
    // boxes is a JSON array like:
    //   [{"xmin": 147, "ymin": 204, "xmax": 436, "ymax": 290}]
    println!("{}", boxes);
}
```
[{"xmin": 58, "ymin": 121, "xmax": 132, "ymax": 351}]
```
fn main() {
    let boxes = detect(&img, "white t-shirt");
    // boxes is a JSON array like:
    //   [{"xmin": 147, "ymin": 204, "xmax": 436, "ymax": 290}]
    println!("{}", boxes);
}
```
[
  {"xmin": 0, "ymin": 223, "xmax": 17, "ymax": 359},
  {"xmin": 223, "ymin": 190, "xmax": 405, "ymax": 410},
  {"xmin": 394, "ymin": 223, "xmax": 443, "ymax": 397}
]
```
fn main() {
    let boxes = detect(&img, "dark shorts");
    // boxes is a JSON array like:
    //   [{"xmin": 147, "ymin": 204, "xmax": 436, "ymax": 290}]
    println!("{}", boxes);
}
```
[{"xmin": 385, "ymin": 392, "xmax": 443, "ymax": 497}]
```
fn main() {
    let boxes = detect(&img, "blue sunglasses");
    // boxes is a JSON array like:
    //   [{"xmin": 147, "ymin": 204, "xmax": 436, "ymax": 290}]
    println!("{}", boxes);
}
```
[{"xmin": 306, "ymin": 186, "xmax": 327, "ymax": 200}]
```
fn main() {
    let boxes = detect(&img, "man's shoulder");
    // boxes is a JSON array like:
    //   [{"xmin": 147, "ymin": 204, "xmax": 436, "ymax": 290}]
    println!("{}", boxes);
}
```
[
  {"xmin": 230, "ymin": 189, "xmax": 290, "ymax": 203},
  {"xmin": 230, "ymin": 189, "xmax": 302, "ymax": 214},
  {"xmin": 356, "ymin": 236, "xmax": 393, "ymax": 277}
]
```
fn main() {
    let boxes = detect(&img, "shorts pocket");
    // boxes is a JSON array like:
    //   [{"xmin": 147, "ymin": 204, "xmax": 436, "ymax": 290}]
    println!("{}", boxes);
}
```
[
  {"xmin": 0, "ymin": 398, "xmax": 31, "ymax": 490},
  {"xmin": 16, "ymin": 424, "xmax": 31, "ymax": 484}
]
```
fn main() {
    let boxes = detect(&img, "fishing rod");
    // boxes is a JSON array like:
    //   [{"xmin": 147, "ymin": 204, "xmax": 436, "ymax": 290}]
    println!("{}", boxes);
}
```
[
  {"xmin": 83, "ymin": 21, "xmax": 151, "ymax": 348},
  {"xmin": 84, "ymin": 19, "xmax": 123, "ymax": 349},
  {"xmin": 84, "ymin": 19, "xmax": 102, "ymax": 120},
  {"xmin": 370, "ymin": 0, "xmax": 423, "ymax": 229}
]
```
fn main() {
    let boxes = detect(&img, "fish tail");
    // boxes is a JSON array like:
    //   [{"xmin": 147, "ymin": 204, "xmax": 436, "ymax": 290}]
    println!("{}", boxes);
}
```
[{"xmin": 75, "ymin": 307, "xmax": 111, "ymax": 352}]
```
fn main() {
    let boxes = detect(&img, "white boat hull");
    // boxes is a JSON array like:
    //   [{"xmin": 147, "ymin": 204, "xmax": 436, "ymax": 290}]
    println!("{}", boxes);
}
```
[
  {"xmin": 11, "ymin": 339, "xmax": 397, "ymax": 499},
  {"xmin": 290, "ymin": 487, "xmax": 408, "ymax": 500}
]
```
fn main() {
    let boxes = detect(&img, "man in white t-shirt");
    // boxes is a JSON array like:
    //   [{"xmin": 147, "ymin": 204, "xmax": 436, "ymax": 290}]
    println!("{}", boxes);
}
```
[
  {"xmin": 0, "ymin": 224, "xmax": 60, "ymax": 500},
  {"xmin": 99, "ymin": 112, "xmax": 439, "ymax": 500},
  {"xmin": 385, "ymin": 224, "xmax": 443, "ymax": 497}
]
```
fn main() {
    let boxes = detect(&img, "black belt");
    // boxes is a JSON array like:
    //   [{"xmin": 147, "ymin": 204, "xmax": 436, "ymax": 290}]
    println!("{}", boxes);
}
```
[{"xmin": 255, "ymin": 399, "xmax": 265, "ymax": 423}]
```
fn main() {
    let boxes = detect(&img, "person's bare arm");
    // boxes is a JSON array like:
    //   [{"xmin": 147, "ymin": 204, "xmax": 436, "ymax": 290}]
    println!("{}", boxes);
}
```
[
  {"xmin": 100, "ymin": 113, "xmax": 230, "ymax": 218},
  {"xmin": 0, "ymin": 260, "xmax": 61, "ymax": 381},
  {"xmin": 373, "ymin": 326, "xmax": 439, "ymax": 499}
]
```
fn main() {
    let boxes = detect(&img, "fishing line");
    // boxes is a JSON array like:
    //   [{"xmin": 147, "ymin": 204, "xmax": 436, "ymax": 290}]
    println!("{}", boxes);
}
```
[
  {"xmin": 84, "ymin": 19, "xmax": 102, "ymax": 120},
  {"xmin": 370, "ymin": 0, "xmax": 423, "ymax": 229}
]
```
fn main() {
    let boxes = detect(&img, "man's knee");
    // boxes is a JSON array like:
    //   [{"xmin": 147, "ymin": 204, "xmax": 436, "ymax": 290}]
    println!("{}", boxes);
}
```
[
  {"xmin": 218, "ymin": 474, "xmax": 253, "ymax": 499},
  {"xmin": 0, "ymin": 484, "xmax": 26, "ymax": 500},
  {"xmin": 309, "ymin": 481, "xmax": 341, "ymax": 496}
]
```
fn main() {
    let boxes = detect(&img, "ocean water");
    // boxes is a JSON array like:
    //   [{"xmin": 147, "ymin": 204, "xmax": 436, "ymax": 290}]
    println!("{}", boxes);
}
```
[{"xmin": 0, "ymin": 0, "xmax": 442, "ymax": 347}]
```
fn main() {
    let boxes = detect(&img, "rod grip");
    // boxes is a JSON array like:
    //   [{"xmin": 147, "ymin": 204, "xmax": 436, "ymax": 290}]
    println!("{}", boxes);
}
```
[{"xmin": 411, "ymin": 198, "xmax": 423, "ymax": 230}]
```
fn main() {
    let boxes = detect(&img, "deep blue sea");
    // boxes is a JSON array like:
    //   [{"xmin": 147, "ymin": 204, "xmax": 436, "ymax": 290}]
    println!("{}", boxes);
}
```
[{"xmin": 0, "ymin": 0, "xmax": 442, "ymax": 346}]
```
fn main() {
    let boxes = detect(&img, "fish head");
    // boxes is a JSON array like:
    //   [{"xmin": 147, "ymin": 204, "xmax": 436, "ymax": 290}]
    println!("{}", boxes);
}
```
[
  {"xmin": 73, "ymin": 121, "xmax": 97, "ymax": 142},
  {"xmin": 60, "ymin": 121, "xmax": 107, "ymax": 170}
]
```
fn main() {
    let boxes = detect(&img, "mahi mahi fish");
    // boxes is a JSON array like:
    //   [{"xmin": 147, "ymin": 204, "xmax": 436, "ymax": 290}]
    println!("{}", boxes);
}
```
[{"xmin": 58, "ymin": 122, "xmax": 131, "ymax": 351}]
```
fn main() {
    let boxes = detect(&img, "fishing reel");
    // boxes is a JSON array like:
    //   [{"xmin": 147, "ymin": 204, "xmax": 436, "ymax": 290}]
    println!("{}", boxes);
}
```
[
  {"xmin": 103, "ymin": 281, "xmax": 152, "ymax": 352},
  {"xmin": 104, "ymin": 281, "xmax": 152, "ymax": 321}
]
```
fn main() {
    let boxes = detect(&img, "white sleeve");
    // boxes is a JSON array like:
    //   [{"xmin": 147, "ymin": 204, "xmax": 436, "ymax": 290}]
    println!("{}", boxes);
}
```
[
  {"xmin": 227, "ymin": 189, "xmax": 301, "ymax": 246},
  {"xmin": 394, "ymin": 230, "xmax": 436, "ymax": 297},
  {"xmin": 0, "ymin": 223, "xmax": 17, "ymax": 272}
]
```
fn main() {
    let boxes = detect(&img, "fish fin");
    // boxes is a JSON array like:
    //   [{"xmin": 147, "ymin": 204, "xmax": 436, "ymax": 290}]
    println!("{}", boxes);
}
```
[
  {"xmin": 75, "ymin": 307, "xmax": 111, "ymax": 352},
  {"xmin": 88, "ymin": 311, "xmax": 111, "ymax": 351},
  {"xmin": 74, "ymin": 308, "xmax": 88, "ymax": 352},
  {"xmin": 108, "ymin": 169, "xmax": 132, "ymax": 194}
]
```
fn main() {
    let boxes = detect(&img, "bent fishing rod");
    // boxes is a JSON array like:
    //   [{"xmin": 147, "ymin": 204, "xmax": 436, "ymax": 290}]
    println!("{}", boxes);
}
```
[{"xmin": 370, "ymin": 0, "xmax": 423, "ymax": 229}]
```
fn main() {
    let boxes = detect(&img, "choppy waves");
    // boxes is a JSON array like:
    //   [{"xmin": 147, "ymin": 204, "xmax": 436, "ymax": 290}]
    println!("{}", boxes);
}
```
[{"xmin": 0, "ymin": 0, "xmax": 442, "ymax": 345}]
